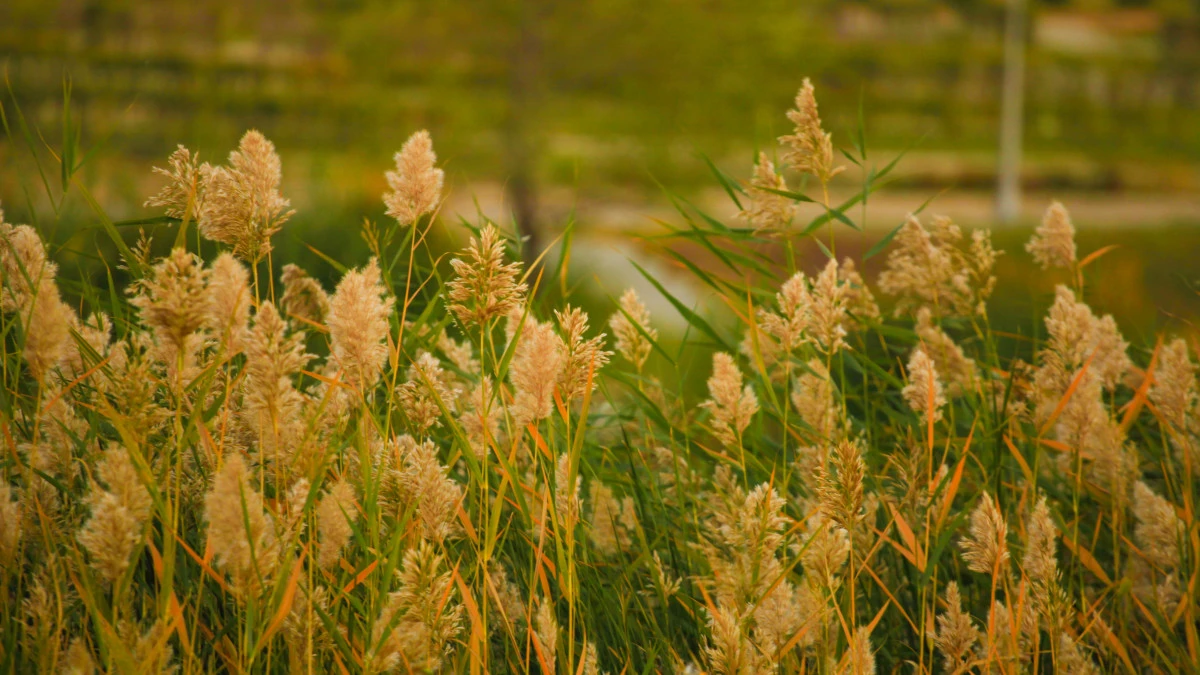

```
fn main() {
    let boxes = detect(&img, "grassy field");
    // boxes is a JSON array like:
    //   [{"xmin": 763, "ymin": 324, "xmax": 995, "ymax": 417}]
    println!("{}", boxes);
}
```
[{"xmin": 2, "ymin": 81, "xmax": 1199, "ymax": 675}]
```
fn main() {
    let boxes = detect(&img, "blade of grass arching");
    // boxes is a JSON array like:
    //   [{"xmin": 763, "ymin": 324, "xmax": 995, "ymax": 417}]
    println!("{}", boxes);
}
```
[
  {"xmin": 802, "ymin": 194, "xmax": 867, "ymax": 234},
  {"xmin": 630, "ymin": 259, "xmax": 729, "ymax": 351},
  {"xmin": 555, "ymin": 216, "xmax": 576, "ymax": 298},
  {"xmin": 1039, "ymin": 352, "xmax": 1096, "ymax": 436},
  {"xmin": 249, "ymin": 546, "xmax": 308, "ymax": 661},
  {"xmin": 841, "ymin": 350, "xmax": 904, "ymax": 390},
  {"xmin": 4, "ymin": 72, "xmax": 57, "ymax": 216},
  {"xmin": 73, "ymin": 177, "xmax": 143, "ymax": 278},
  {"xmin": 61, "ymin": 76, "xmax": 75, "ymax": 193},
  {"xmin": 297, "ymin": 237, "xmax": 349, "ymax": 274},
  {"xmin": 864, "ymin": 189, "xmax": 948, "ymax": 260},
  {"xmin": 700, "ymin": 152, "xmax": 746, "ymax": 210},
  {"xmin": 605, "ymin": 371, "xmax": 677, "ymax": 433},
  {"xmin": 855, "ymin": 84, "xmax": 868, "ymax": 162},
  {"xmin": 756, "ymin": 186, "xmax": 818, "ymax": 204},
  {"xmin": 1120, "ymin": 336, "xmax": 1161, "ymax": 432}
]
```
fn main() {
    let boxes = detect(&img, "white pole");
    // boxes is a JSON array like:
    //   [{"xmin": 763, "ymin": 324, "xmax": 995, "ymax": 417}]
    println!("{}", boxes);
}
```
[{"xmin": 997, "ymin": 0, "xmax": 1027, "ymax": 224}]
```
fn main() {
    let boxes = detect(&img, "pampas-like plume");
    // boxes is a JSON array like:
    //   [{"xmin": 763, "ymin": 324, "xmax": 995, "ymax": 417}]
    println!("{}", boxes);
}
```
[
  {"xmin": 459, "ymin": 377, "xmax": 501, "ymax": 458},
  {"xmin": 791, "ymin": 359, "xmax": 841, "ymax": 442},
  {"xmin": 145, "ymin": 145, "xmax": 205, "ymax": 221},
  {"xmin": 758, "ymin": 272, "xmax": 811, "ymax": 354},
  {"xmin": 609, "ymin": 288, "xmax": 656, "ymax": 370},
  {"xmin": 279, "ymin": 263, "xmax": 330, "ymax": 326},
  {"xmin": 370, "ymin": 541, "xmax": 464, "ymax": 673},
  {"xmin": 703, "ymin": 474, "xmax": 791, "ymax": 607},
  {"xmin": 532, "ymin": 596, "xmax": 560, "ymax": 673},
  {"xmin": 836, "ymin": 626, "xmax": 877, "ymax": 675},
  {"xmin": 206, "ymin": 253, "xmax": 251, "ymax": 355},
  {"xmin": 1, "ymin": 219, "xmax": 76, "ymax": 383},
  {"xmin": 932, "ymin": 582, "xmax": 978, "ymax": 675},
  {"xmin": 77, "ymin": 445, "xmax": 152, "ymax": 585},
  {"xmin": 555, "ymin": 306, "xmax": 612, "ymax": 403},
  {"xmin": 779, "ymin": 78, "xmax": 844, "ymax": 186},
  {"xmin": 396, "ymin": 351, "xmax": 460, "ymax": 434},
  {"xmin": 384, "ymin": 130, "xmax": 444, "ymax": 226},
  {"xmin": 61, "ymin": 637, "xmax": 96, "ymax": 675},
  {"xmin": 903, "ymin": 348, "xmax": 946, "ymax": 422},
  {"xmin": 1022, "ymin": 495, "xmax": 1058, "ymax": 593},
  {"xmin": 915, "ymin": 308, "xmax": 977, "ymax": 398},
  {"xmin": 241, "ymin": 302, "xmax": 311, "ymax": 465},
  {"xmin": 130, "ymin": 248, "xmax": 210, "ymax": 354},
  {"xmin": 317, "ymin": 479, "xmax": 357, "ymax": 569},
  {"xmin": 1131, "ymin": 482, "xmax": 1183, "ymax": 605},
  {"xmin": 1055, "ymin": 634, "xmax": 1100, "ymax": 675},
  {"xmin": 393, "ymin": 435, "xmax": 464, "ymax": 542},
  {"xmin": 701, "ymin": 353, "xmax": 759, "ymax": 449},
  {"xmin": 198, "ymin": 130, "xmax": 294, "ymax": 263},
  {"xmin": 588, "ymin": 479, "xmax": 638, "ymax": 555},
  {"xmin": 738, "ymin": 153, "xmax": 796, "ymax": 233},
  {"xmin": 879, "ymin": 215, "xmax": 996, "ymax": 319},
  {"xmin": 816, "ymin": 439, "xmax": 867, "ymax": 533},
  {"xmin": 960, "ymin": 492, "xmax": 1009, "ymax": 575},
  {"xmin": 0, "ymin": 219, "xmax": 56, "ymax": 313},
  {"xmin": 328, "ymin": 258, "xmax": 394, "ymax": 391},
  {"xmin": 510, "ymin": 318, "xmax": 566, "ymax": 426},
  {"xmin": 1036, "ymin": 285, "xmax": 1130, "ymax": 398},
  {"xmin": 204, "ymin": 454, "xmax": 278, "ymax": 593},
  {"xmin": 703, "ymin": 605, "xmax": 759, "ymax": 675},
  {"xmin": 0, "ymin": 484, "xmax": 20, "ymax": 566},
  {"xmin": 1026, "ymin": 201, "xmax": 1077, "ymax": 270},
  {"xmin": 1150, "ymin": 338, "xmax": 1197, "ymax": 431},
  {"xmin": 446, "ymin": 225, "xmax": 526, "ymax": 327},
  {"xmin": 554, "ymin": 454, "xmax": 582, "ymax": 532},
  {"xmin": 809, "ymin": 258, "xmax": 848, "ymax": 354},
  {"xmin": 839, "ymin": 257, "xmax": 880, "ymax": 327}
]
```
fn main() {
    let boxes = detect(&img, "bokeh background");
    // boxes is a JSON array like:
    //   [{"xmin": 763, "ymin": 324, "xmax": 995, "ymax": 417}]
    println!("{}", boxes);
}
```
[{"xmin": 2, "ymin": 0, "xmax": 1199, "ymax": 335}]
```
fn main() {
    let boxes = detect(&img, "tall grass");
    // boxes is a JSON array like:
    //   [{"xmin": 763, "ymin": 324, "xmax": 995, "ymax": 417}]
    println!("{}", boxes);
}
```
[{"xmin": 1, "ymin": 80, "xmax": 1197, "ymax": 675}]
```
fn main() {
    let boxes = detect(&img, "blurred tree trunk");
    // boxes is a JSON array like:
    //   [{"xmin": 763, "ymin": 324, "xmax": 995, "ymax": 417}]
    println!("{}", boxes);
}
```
[
  {"xmin": 506, "ymin": 0, "xmax": 543, "ymax": 266},
  {"xmin": 996, "ymin": 0, "xmax": 1027, "ymax": 225}
]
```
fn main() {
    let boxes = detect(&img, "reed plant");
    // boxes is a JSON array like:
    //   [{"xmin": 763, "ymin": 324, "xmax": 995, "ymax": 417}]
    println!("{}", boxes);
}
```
[{"xmin": 1, "ymin": 78, "xmax": 1197, "ymax": 674}]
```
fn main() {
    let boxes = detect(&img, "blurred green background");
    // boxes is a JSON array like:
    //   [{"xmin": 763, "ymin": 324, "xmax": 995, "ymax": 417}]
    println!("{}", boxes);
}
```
[{"xmin": 2, "ymin": 0, "xmax": 1198, "ymax": 335}]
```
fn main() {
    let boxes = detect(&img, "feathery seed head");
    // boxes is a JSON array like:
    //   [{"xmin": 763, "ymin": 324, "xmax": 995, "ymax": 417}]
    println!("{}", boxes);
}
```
[
  {"xmin": 204, "ymin": 453, "xmax": 278, "ymax": 592},
  {"xmin": 145, "ymin": 145, "xmax": 206, "ymax": 221},
  {"xmin": 1022, "ymin": 495, "xmax": 1058, "ymax": 589},
  {"xmin": 279, "ymin": 263, "xmax": 330, "ymax": 326},
  {"xmin": 609, "ymin": 288, "xmax": 656, "ymax": 371},
  {"xmin": 198, "ymin": 130, "xmax": 294, "ymax": 263},
  {"xmin": 738, "ymin": 153, "xmax": 796, "ymax": 233},
  {"xmin": 130, "ymin": 248, "xmax": 210, "ymax": 353},
  {"xmin": 932, "ymin": 582, "xmax": 978, "ymax": 674},
  {"xmin": 510, "ymin": 318, "xmax": 567, "ymax": 426},
  {"xmin": 960, "ymin": 492, "xmax": 1009, "ymax": 576},
  {"xmin": 903, "ymin": 347, "xmax": 946, "ymax": 421},
  {"xmin": 384, "ymin": 130, "xmax": 444, "ymax": 226},
  {"xmin": 701, "ymin": 353, "xmax": 759, "ymax": 449},
  {"xmin": 446, "ymin": 225, "xmax": 526, "ymax": 326},
  {"xmin": 328, "ymin": 258, "xmax": 394, "ymax": 391},
  {"xmin": 1026, "ymin": 201, "xmax": 1077, "ymax": 270},
  {"xmin": 317, "ymin": 479, "xmax": 357, "ymax": 569},
  {"xmin": 810, "ymin": 258, "xmax": 848, "ymax": 354},
  {"xmin": 555, "ymin": 305, "xmax": 612, "ymax": 402},
  {"xmin": 206, "ymin": 253, "xmax": 251, "ymax": 355},
  {"xmin": 779, "ymin": 78, "xmax": 844, "ymax": 186}
]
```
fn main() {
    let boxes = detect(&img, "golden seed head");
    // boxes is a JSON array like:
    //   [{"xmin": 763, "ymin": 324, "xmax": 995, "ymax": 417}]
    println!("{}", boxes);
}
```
[
  {"xmin": 198, "ymin": 130, "xmax": 294, "ymax": 263},
  {"xmin": 609, "ymin": 288, "xmax": 656, "ymax": 370},
  {"xmin": 328, "ymin": 258, "xmax": 394, "ymax": 391},
  {"xmin": 384, "ymin": 130, "xmax": 445, "ymax": 226},
  {"xmin": 1026, "ymin": 201, "xmax": 1077, "ymax": 270}
]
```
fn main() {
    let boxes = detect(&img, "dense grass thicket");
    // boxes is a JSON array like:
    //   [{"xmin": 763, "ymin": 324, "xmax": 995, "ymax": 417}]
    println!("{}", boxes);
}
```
[{"xmin": 1, "ymin": 80, "xmax": 1198, "ymax": 675}]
